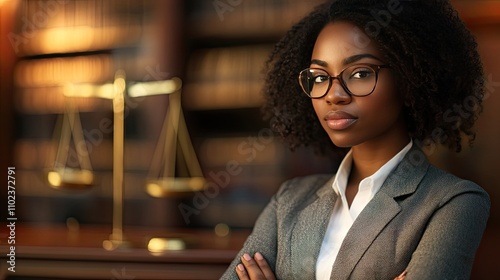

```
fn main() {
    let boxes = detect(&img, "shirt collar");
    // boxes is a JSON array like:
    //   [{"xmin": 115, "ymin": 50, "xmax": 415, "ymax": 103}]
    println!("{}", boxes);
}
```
[{"xmin": 332, "ymin": 140, "xmax": 413, "ymax": 198}]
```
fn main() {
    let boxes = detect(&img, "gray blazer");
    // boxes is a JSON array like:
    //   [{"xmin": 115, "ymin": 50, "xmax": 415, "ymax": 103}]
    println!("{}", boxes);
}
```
[{"xmin": 221, "ymin": 146, "xmax": 490, "ymax": 279}]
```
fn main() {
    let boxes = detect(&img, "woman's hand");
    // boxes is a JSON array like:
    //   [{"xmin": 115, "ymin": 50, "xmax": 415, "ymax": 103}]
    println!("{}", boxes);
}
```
[{"xmin": 236, "ymin": 252, "xmax": 276, "ymax": 280}]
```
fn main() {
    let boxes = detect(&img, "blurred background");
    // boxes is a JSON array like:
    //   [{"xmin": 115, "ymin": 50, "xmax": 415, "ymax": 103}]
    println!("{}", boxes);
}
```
[{"xmin": 0, "ymin": 0, "xmax": 498, "ymax": 279}]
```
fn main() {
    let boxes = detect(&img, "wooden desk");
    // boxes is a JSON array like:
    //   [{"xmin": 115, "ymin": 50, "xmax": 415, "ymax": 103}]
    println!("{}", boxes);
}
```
[{"xmin": 0, "ymin": 224, "xmax": 250, "ymax": 279}]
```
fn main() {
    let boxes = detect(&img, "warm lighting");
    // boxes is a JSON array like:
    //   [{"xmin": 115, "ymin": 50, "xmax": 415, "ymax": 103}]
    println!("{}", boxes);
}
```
[
  {"xmin": 146, "ymin": 177, "xmax": 206, "ymax": 198},
  {"xmin": 47, "ymin": 170, "xmax": 61, "ymax": 187},
  {"xmin": 46, "ymin": 168, "xmax": 94, "ymax": 189},
  {"xmin": 14, "ymin": 55, "xmax": 113, "ymax": 87},
  {"xmin": 64, "ymin": 83, "xmax": 115, "ymax": 99},
  {"xmin": 148, "ymin": 237, "xmax": 186, "ymax": 253},
  {"xmin": 38, "ymin": 26, "xmax": 94, "ymax": 54},
  {"xmin": 64, "ymin": 78, "xmax": 182, "ymax": 99},
  {"xmin": 215, "ymin": 223, "xmax": 230, "ymax": 238},
  {"xmin": 103, "ymin": 239, "xmax": 126, "ymax": 251},
  {"xmin": 128, "ymin": 78, "xmax": 182, "ymax": 97},
  {"xmin": 113, "ymin": 73, "xmax": 127, "ymax": 99},
  {"xmin": 33, "ymin": 26, "xmax": 142, "ymax": 55}
]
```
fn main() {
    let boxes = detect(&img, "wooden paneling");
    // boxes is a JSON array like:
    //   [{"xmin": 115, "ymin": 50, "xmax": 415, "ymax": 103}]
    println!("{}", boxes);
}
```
[{"xmin": 0, "ymin": 224, "xmax": 250, "ymax": 280}]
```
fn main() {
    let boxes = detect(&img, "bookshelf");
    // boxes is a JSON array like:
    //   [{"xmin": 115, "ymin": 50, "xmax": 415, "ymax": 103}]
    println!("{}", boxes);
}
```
[
  {"xmin": 7, "ymin": 0, "xmax": 335, "ymax": 230},
  {"xmin": 9, "ymin": 0, "xmax": 186, "ymax": 228},
  {"xmin": 182, "ymin": 0, "xmax": 334, "ymax": 228},
  {"xmin": 183, "ymin": 45, "xmax": 270, "ymax": 110}
]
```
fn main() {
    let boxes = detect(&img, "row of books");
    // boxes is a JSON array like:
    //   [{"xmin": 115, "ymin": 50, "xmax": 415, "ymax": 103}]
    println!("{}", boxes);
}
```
[
  {"xmin": 188, "ymin": 0, "xmax": 325, "ymax": 39},
  {"xmin": 14, "ymin": 135, "xmax": 285, "ymax": 170},
  {"xmin": 13, "ymin": 0, "xmax": 144, "ymax": 56},
  {"xmin": 14, "ymin": 134, "xmax": 288, "ymax": 197},
  {"xmin": 15, "ymin": 54, "xmax": 114, "ymax": 114},
  {"xmin": 16, "ymin": 88, "xmax": 111, "ymax": 114},
  {"xmin": 14, "ymin": 139, "xmax": 155, "ymax": 171},
  {"xmin": 183, "ymin": 45, "xmax": 271, "ymax": 110},
  {"xmin": 13, "ymin": 169, "xmax": 150, "ymax": 199},
  {"xmin": 14, "ymin": 53, "xmax": 176, "ymax": 114}
]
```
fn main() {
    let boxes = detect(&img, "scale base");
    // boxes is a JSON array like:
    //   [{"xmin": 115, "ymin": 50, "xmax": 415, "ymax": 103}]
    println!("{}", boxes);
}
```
[{"xmin": 102, "ymin": 238, "xmax": 131, "ymax": 251}]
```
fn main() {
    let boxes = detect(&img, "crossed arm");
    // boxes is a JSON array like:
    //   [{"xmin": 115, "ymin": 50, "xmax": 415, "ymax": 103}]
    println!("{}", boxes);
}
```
[{"xmin": 234, "ymin": 254, "xmax": 407, "ymax": 280}]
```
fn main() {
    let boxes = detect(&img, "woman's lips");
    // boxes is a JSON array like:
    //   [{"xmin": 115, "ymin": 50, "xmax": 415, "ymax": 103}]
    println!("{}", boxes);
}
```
[{"xmin": 324, "ymin": 111, "xmax": 358, "ymax": 130}]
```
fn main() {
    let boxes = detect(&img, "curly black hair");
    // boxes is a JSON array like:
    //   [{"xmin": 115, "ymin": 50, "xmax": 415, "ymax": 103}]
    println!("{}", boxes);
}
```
[{"xmin": 262, "ymin": 0, "xmax": 484, "ymax": 154}]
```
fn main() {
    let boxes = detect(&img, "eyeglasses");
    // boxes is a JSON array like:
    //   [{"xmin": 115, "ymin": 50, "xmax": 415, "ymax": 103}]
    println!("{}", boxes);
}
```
[{"xmin": 298, "ymin": 64, "xmax": 390, "ymax": 98}]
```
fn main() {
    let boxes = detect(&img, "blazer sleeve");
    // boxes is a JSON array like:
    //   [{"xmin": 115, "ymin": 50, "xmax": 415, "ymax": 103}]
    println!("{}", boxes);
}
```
[
  {"xmin": 219, "ymin": 181, "xmax": 287, "ymax": 279},
  {"xmin": 404, "ymin": 180, "xmax": 490, "ymax": 280}
]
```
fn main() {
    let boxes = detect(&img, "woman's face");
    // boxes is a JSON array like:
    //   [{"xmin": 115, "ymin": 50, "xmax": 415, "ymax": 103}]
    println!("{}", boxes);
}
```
[{"xmin": 310, "ymin": 21, "xmax": 407, "ymax": 149}]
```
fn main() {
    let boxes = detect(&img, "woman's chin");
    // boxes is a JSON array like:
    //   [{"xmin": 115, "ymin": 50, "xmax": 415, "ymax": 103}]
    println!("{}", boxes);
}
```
[{"xmin": 330, "ymin": 139, "xmax": 355, "ymax": 149}]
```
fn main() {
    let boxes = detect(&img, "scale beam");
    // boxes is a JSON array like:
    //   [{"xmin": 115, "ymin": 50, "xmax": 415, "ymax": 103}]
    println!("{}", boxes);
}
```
[{"xmin": 64, "ymin": 78, "xmax": 182, "ymax": 99}]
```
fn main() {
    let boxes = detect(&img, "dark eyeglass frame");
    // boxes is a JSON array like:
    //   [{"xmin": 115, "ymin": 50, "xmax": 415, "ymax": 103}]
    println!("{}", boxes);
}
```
[{"xmin": 298, "ymin": 63, "xmax": 390, "ymax": 98}]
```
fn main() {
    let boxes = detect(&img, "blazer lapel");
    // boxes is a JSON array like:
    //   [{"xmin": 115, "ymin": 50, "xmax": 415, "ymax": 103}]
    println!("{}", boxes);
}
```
[
  {"xmin": 330, "ymin": 145, "xmax": 430, "ymax": 279},
  {"xmin": 290, "ymin": 176, "xmax": 337, "ymax": 279}
]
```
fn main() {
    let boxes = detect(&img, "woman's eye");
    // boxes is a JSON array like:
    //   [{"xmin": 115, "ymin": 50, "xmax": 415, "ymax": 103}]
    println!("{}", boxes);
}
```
[
  {"xmin": 350, "ymin": 69, "xmax": 374, "ymax": 79},
  {"xmin": 313, "ymin": 75, "xmax": 329, "ymax": 83}
]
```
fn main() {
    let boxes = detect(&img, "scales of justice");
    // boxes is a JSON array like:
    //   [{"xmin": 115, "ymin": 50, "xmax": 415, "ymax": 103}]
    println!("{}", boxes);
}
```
[{"xmin": 45, "ymin": 69, "xmax": 206, "ymax": 251}]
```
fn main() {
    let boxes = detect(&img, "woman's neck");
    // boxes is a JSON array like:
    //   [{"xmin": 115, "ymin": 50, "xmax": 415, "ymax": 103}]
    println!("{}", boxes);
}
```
[
  {"xmin": 344, "ymin": 135, "xmax": 410, "ymax": 207},
  {"xmin": 349, "ymin": 135, "xmax": 410, "ymax": 181}
]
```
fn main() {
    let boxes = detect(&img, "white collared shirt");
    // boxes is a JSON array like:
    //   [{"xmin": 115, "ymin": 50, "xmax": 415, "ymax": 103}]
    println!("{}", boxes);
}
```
[{"xmin": 315, "ymin": 140, "xmax": 413, "ymax": 280}]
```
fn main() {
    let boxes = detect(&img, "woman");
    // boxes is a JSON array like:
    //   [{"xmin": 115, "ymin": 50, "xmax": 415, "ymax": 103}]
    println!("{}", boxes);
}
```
[{"xmin": 222, "ymin": 0, "xmax": 490, "ymax": 279}]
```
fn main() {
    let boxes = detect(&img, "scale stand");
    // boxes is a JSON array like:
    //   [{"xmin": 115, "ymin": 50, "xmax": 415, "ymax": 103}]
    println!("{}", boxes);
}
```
[{"xmin": 102, "ymin": 70, "xmax": 128, "ymax": 250}]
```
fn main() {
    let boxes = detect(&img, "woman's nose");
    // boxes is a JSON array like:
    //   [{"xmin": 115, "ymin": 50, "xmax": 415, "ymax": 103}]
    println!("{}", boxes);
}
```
[{"xmin": 324, "ymin": 78, "xmax": 352, "ymax": 105}]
